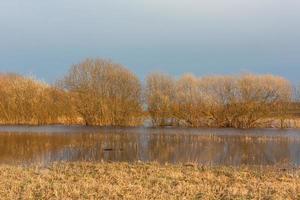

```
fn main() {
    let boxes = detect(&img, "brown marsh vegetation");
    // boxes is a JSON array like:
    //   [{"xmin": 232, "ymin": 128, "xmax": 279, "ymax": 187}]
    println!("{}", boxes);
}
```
[
  {"xmin": 0, "ymin": 58, "xmax": 298, "ymax": 128},
  {"xmin": 0, "ymin": 162, "xmax": 299, "ymax": 199}
]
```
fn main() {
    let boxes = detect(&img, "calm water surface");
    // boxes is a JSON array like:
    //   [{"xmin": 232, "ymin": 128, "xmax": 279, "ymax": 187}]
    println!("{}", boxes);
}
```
[{"xmin": 0, "ymin": 125, "xmax": 300, "ymax": 166}]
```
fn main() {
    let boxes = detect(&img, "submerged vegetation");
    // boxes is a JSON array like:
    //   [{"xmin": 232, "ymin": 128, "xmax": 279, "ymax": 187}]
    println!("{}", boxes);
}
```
[
  {"xmin": 0, "ymin": 58, "xmax": 298, "ymax": 128},
  {"xmin": 0, "ymin": 162, "xmax": 299, "ymax": 199}
]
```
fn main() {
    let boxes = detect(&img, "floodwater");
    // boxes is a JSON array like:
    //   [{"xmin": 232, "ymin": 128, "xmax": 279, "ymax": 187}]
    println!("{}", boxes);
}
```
[{"xmin": 0, "ymin": 125, "xmax": 300, "ymax": 166}]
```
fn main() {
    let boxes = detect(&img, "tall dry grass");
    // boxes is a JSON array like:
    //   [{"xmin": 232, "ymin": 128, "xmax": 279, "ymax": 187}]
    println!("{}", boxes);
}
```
[{"xmin": 0, "ymin": 162, "xmax": 299, "ymax": 199}]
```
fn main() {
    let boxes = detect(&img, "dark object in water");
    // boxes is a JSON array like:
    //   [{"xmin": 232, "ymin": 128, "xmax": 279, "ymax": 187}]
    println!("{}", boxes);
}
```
[
  {"xmin": 103, "ymin": 148, "xmax": 124, "ymax": 151},
  {"xmin": 103, "ymin": 148, "xmax": 113, "ymax": 151}
]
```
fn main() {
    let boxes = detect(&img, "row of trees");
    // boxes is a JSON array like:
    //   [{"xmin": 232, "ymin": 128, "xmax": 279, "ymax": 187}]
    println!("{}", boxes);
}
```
[
  {"xmin": 0, "ymin": 58, "xmax": 296, "ymax": 128},
  {"xmin": 146, "ymin": 73, "xmax": 292, "ymax": 128},
  {"xmin": 0, "ymin": 74, "xmax": 75, "ymax": 124}
]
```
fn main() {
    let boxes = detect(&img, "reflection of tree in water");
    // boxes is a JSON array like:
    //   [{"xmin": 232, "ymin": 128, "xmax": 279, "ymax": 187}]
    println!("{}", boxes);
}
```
[
  {"xmin": 146, "ymin": 134, "xmax": 224, "ymax": 164},
  {"xmin": 215, "ymin": 137, "xmax": 293, "ymax": 165},
  {"xmin": 72, "ymin": 133, "xmax": 141, "ymax": 162},
  {"xmin": 144, "ymin": 134, "xmax": 300, "ymax": 165},
  {"xmin": 0, "ymin": 132, "xmax": 142, "ymax": 165},
  {"xmin": 0, "ymin": 133, "xmax": 73, "ymax": 165},
  {"xmin": 0, "ymin": 129, "xmax": 300, "ymax": 166}
]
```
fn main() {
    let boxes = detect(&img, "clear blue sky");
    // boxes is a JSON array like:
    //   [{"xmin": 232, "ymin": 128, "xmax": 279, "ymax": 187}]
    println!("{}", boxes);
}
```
[{"xmin": 0, "ymin": 0, "xmax": 299, "ymax": 83}]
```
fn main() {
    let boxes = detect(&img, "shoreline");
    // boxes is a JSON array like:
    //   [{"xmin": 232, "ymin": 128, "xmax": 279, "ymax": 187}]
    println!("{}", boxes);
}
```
[
  {"xmin": 0, "ymin": 121, "xmax": 300, "ymax": 129},
  {"xmin": 0, "ymin": 162, "xmax": 299, "ymax": 199}
]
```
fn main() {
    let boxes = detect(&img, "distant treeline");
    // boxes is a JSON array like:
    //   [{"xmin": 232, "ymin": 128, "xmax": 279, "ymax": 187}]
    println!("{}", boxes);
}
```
[{"xmin": 0, "ymin": 58, "xmax": 298, "ymax": 128}]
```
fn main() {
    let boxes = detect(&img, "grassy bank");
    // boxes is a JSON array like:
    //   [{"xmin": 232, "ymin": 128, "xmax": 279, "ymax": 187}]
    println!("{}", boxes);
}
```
[{"xmin": 0, "ymin": 162, "xmax": 299, "ymax": 199}]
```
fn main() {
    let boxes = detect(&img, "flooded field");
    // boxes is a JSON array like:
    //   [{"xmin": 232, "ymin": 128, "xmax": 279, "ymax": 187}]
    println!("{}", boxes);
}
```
[{"xmin": 0, "ymin": 126, "xmax": 300, "ymax": 166}]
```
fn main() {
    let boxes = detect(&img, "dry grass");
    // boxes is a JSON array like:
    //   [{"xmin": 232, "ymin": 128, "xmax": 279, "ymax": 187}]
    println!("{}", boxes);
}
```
[{"xmin": 0, "ymin": 162, "xmax": 300, "ymax": 199}]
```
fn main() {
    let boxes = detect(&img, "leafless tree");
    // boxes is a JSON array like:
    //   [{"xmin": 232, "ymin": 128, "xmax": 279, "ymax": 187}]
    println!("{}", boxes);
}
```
[
  {"xmin": 145, "ymin": 73, "xmax": 176, "ymax": 126},
  {"xmin": 61, "ymin": 58, "xmax": 142, "ymax": 126}
]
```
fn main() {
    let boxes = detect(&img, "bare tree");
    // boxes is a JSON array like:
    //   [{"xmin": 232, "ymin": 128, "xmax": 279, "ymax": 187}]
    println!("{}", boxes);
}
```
[
  {"xmin": 0, "ymin": 73, "xmax": 71, "ymax": 125},
  {"xmin": 61, "ymin": 58, "xmax": 142, "ymax": 126},
  {"xmin": 145, "ymin": 73, "xmax": 292, "ymax": 128},
  {"xmin": 0, "ymin": 63, "xmax": 294, "ymax": 128},
  {"xmin": 173, "ymin": 74, "xmax": 205, "ymax": 127},
  {"xmin": 146, "ymin": 73, "xmax": 176, "ymax": 126}
]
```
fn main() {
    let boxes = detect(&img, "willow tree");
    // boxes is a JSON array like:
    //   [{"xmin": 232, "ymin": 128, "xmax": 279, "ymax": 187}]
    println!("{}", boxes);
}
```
[
  {"xmin": 145, "ymin": 73, "xmax": 292, "ymax": 128},
  {"xmin": 61, "ymin": 58, "xmax": 142, "ymax": 126},
  {"xmin": 173, "ymin": 74, "xmax": 206, "ymax": 127},
  {"xmin": 197, "ymin": 74, "xmax": 292, "ymax": 128},
  {"xmin": 146, "ymin": 73, "xmax": 176, "ymax": 126},
  {"xmin": 232, "ymin": 74, "xmax": 291, "ymax": 127},
  {"xmin": 0, "ymin": 73, "xmax": 68, "ymax": 124}
]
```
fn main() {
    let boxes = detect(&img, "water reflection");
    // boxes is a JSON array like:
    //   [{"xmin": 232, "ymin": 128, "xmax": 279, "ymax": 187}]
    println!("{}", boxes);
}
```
[{"xmin": 0, "ymin": 126, "xmax": 300, "ymax": 166}]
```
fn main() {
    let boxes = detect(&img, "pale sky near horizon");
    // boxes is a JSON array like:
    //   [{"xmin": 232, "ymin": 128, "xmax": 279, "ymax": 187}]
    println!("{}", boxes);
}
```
[{"xmin": 0, "ymin": 0, "xmax": 299, "ymax": 83}]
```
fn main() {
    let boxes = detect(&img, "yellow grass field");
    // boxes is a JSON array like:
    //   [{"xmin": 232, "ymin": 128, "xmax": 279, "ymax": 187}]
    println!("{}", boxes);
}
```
[{"xmin": 0, "ymin": 162, "xmax": 299, "ymax": 199}]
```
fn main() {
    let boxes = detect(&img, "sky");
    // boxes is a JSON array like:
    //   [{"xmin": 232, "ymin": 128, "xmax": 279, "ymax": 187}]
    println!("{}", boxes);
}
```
[{"xmin": 0, "ymin": 0, "xmax": 299, "ymax": 83}]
